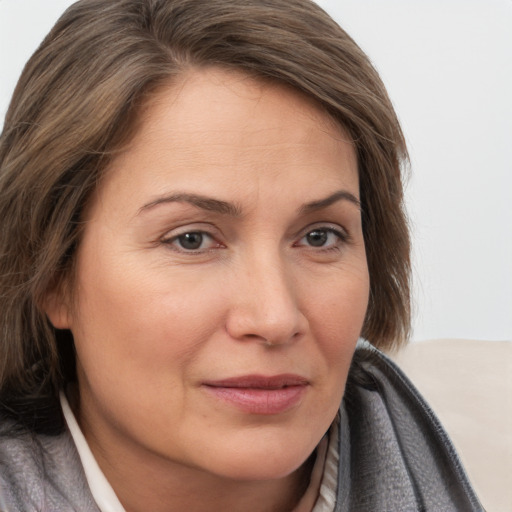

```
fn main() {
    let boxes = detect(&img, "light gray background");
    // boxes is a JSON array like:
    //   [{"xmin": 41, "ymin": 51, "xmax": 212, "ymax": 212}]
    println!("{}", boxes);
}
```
[{"xmin": 1, "ymin": 0, "xmax": 511, "ymax": 342}]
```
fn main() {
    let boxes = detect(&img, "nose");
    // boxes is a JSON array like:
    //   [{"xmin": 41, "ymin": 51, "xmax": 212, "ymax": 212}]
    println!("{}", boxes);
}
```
[{"xmin": 225, "ymin": 252, "xmax": 308, "ymax": 346}]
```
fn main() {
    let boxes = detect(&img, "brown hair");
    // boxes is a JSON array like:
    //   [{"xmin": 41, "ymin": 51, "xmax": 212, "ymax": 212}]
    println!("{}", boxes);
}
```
[{"xmin": 0, "ymin": 0, "xmax": 410, "ymax": 432}]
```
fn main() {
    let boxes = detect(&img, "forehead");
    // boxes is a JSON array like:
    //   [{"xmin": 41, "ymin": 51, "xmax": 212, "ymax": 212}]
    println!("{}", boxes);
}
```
[
  {"xmin": 93, "ymin": 67, "xmax": 358, "ymax": 214},
  {"xmin": 135, "ymin": 67, "xmax": 351, "ymax": 151}
]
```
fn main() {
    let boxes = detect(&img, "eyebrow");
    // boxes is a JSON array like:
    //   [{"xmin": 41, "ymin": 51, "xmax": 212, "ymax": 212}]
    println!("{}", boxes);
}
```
[
  {"xmin": 138, "ymin": 189, "xmax": 360, "ymax": 217},
  {"xmin": 300, "ymin": 190, "xmax": 361, "ymax": 214},
  {"xmin": 138, "ymin": 193, "xmax": 242, "ymax": 216}
]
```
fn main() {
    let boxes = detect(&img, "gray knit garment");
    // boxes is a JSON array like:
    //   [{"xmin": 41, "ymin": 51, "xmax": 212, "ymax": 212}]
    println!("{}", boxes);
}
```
[{"xmin": 0, "ymin": 344, "xmax": 483, "ymax": 511}]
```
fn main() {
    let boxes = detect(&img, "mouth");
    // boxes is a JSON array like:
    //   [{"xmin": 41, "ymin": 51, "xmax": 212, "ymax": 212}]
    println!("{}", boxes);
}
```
[{"xmin": 201, "ymin": 374, "xmax": 309, "ymax": 415}]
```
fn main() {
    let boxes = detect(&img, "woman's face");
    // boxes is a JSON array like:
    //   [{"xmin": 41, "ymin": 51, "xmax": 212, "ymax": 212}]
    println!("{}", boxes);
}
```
[{"xmin": 49, "ymin": 68, "xmax": 369, "ymax": 482}]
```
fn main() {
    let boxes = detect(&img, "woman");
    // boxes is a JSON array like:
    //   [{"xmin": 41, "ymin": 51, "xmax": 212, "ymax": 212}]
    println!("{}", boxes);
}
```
[{"xmin": 0, "ymin": 0, "xmax": 482, "ymax": 510}]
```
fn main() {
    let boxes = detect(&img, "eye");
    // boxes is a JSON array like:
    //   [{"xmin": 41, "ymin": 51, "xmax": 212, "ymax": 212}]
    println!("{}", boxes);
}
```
[
  {"xmin": 177, "ymin": 232, "xmax": 206, "ymax": 250},
  {"xmin": 305, "ymin": 230, "xmax": 330, "ymax": 247},
  {"xmin": 296, "ymin": 227, "xmax": 347, "ymax": 250},
  {"xmin": 164, "ymin": 231, "xmax": 220, "ymax": 252}
]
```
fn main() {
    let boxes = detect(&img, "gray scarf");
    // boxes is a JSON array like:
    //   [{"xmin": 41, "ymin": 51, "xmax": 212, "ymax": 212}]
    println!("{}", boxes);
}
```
[{"xmin": 0, "ymin": 344, "xmax": 483, "ymax": 511}]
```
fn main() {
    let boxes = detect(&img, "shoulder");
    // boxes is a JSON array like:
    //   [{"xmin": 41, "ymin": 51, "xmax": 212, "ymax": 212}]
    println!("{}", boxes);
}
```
[
  {"xmin": 338, "ymin": 341, "xmax": 484, "ymax": 512},
  {"xmin": 0, "ymin": 421, "xmax": 98, "ymax": 511},
  {"xmin": 0, "ymin": 424, "xmax": 50, "ymax": 510}
]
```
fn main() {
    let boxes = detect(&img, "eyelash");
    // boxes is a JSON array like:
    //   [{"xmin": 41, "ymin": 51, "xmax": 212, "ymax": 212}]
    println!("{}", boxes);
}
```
[{"xmin": 161, "ymin": 225, "xmax": 350, "ymax": 254}]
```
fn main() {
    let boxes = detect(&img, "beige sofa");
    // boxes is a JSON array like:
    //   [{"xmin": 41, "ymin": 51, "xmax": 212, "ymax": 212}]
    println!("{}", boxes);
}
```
[{"xmin": 391, "ymin": 339, "xmax": 512, "ymax": 512}]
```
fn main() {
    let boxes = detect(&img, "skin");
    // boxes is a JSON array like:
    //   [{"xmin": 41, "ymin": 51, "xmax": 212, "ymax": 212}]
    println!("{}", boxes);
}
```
[{"xmin": 46, "ymin": 68, "xmax": 370, "ymax": 512}]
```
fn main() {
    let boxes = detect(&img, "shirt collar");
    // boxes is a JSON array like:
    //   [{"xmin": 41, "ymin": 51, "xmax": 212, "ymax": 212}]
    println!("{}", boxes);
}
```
[{"xmin": 60, "ymin": 391, "xmax": 127, "ymax": 512}]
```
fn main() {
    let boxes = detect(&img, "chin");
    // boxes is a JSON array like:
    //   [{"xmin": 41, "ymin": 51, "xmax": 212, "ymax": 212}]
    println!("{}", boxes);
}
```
[{"xmin": 190, "ymin": 429, "xmax": 319, "ymax": 482}]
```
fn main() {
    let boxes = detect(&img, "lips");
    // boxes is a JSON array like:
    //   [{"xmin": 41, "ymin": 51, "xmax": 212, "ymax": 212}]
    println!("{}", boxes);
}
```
[{"xmin": 202, "ymin": 374, "xmax": 309, "ymax": 415}]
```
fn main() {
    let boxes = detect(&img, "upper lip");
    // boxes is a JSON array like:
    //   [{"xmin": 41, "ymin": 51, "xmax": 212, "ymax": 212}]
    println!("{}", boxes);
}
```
[{"xmin": 202, "ymin": 374, "xmax": 309, "ymax": 389}]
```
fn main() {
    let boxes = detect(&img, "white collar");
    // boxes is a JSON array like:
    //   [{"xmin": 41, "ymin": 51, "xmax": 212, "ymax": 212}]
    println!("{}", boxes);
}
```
[
  {"xmin": 312, "ymin": 414, "xmax": 339, "ymax": 512},
  {"xmin": 60, "ymin": 392, "xmax": 127, "ymax": 512}
]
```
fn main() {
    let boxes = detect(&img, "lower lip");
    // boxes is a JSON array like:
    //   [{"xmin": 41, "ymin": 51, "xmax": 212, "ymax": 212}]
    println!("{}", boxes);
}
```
[{"xmin": 203, "ymin": 385, "xmax": 307, "ymax": 415}]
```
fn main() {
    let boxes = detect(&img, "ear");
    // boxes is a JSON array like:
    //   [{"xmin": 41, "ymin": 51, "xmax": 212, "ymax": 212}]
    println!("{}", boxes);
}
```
[{"xmin": 43, "ymin": 289, "xmax": 72, "ymax": 330}]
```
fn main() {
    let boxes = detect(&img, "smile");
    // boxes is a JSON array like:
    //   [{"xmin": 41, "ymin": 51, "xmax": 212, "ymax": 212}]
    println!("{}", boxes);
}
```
[{"xmin": 202, "ymin": 374, "xmax": 309, "ymax": 415}]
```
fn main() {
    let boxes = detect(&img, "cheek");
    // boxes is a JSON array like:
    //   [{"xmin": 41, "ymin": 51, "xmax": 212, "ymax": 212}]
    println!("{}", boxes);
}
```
[
  {"xmin": 308, "ymin": 265, "xmax": 369, "ymax": 346},
  {"xmin": 69, "ymin": 263, "xmax": 230, "ymax": 444},
  {"xmin": 70, "ymin": 255, "xmax": 227, "ymax": 376},
  {"xmin": 304, "ymin": 264, "xmax": 369, "ymax": 402}
]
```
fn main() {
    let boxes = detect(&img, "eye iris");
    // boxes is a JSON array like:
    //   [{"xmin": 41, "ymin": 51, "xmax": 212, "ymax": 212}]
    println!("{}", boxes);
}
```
[
  {"xmin": 178, "ymin": 232, "xmax": 203, "ymax": 250},
  {"xmin": 306, "ymin": 230, "xmax": 328, "ymax": 247}
]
